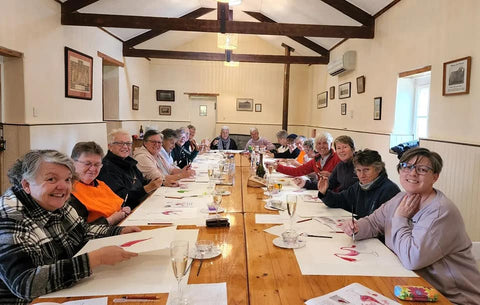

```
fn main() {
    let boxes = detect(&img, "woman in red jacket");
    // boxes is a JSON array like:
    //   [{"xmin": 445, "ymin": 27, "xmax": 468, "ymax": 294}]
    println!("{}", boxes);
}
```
[{"xmin": 272, "ymin": 132, "xmax": 340, "ymax": 178}]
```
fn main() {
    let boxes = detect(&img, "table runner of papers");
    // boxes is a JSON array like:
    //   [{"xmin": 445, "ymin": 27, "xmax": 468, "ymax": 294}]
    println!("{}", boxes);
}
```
[
  {"xmin": 305, "ymin": 283, "xmax": 400, "ymax": 305},
  {"xmin": 42, "ymin": 229, "xmax": 199, "ymax": 297}
]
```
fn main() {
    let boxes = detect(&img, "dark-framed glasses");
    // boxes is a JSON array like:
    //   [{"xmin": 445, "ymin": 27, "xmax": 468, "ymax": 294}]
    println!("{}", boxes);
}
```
[
  {"xmin": 75, "ymin": 160, "xmax": 103, "ymax": 169},
  {"xmin": 112, "ymin": 141, "xmax": 133, "ymax": 147},
  {"xmin": 399, "ymin": 162, "xmax": 433, "ymax": 175}
]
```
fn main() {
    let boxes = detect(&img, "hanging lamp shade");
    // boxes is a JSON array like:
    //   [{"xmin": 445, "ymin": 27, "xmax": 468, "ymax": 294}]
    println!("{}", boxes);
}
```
[{"xmin": 217, "ymin": 33, "xmax": 238, "ymax": 50}]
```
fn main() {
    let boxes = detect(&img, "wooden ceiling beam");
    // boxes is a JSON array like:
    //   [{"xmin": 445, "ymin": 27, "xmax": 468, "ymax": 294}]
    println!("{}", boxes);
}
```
[
  {"xmin": 244, "ymin": 11, "xmax": 329, "ymax": 57},
  {"xmin": 61, "ymin": 0, "xmax": 100, "ymax": 14},
  {"xmin": 61, "ymin": 13, "xmax": 374, "ymax": 38},
  {"xmin": 319, "ymin": 0, "xmax": 374, "ymax": 26},
  {"xmin": 123, "ymin": 48, "xmax": 328, "ymax": 64},
  {"xmin": 124, "ymin": 7, "xmax": 215, "ymax": 49}
]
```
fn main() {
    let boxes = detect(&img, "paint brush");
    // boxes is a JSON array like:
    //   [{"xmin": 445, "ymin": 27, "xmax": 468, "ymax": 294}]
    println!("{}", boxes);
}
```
[
  {"xmin": 351, "ymin": 212, "xmax": 356, "ymax": 244},
  {"xmin": 122, "ymin": 194, "xmax": 129, "ymax": 208}
]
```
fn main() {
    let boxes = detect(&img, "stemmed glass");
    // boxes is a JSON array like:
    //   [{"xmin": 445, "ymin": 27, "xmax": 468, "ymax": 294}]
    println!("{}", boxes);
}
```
[
  {"xmin": 208, "ymin": 164, "xmax": 215, "ymax": 180},
  {"xmin": 213, "ymin": 190, "xmax": 223, "ymax": 218},
  {"xmin": 170, "ymin": 240, "xmax": 189, "ymax": 305},
  {"xmin": 266, "ymin": 176, "xmax": 274, "ymax": 199},
  {"xmin": 286, "ymin": 194, "xmax": 297, "ymax": 229}
]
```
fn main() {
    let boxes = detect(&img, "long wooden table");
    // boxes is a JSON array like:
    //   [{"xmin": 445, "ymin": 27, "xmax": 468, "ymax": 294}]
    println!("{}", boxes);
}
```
[{"xmin": 33, "ymin": 154, "xmax": 452, "ymax": 305}]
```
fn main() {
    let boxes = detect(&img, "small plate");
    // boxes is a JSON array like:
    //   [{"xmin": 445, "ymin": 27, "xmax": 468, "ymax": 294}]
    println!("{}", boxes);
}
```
[
  {"xmin": 190, "ymin": 246, "xmax": 222, "ymax": 259},
  {"xmin": 264, "ymin": 203, "xmax": 286, "ymax": 211},
  {"xmin": 200, "ymin": 207, "xmax": 225, "ymax": 214},
  {"xmin": 272, "ymin": 237, "xmax": 306, "ymax": 249},
  {"xmin": 218, "ymin": 190, "xmax": 231, "ymax": 196}
]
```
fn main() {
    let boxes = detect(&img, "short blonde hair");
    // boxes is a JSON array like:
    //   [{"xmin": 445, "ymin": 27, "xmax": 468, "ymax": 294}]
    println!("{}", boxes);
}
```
[{"xmin": 108, "ymin": 129, "xmax": 130, "ymax": 144}]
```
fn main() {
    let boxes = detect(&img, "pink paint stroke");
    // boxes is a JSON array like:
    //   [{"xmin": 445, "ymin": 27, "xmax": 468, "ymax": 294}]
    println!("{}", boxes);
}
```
[{"xmin": 120, "ymin": 237, "xmax": 152, "ymax": 247}]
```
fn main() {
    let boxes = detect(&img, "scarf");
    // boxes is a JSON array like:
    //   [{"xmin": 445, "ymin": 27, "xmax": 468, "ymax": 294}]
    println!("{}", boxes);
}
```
[{"xmin": 219, "ymin": 137, "xmax": 231, "ymax": 150}]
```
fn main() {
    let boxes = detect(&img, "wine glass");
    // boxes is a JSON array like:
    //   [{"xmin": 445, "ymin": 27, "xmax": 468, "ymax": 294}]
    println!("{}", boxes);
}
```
[
  {"xmin": 266, "ymin": 176, "xmax": 274, "ymax": 199},
  {"xmin": 286, "ymin": 194, "xmax": 297, "ymax": 229},
  {"xmin": 213, "ymin": 190, "xmax": 223, "ymax": 218},
  {"xmin": 208, "ymin": 164, "xmax": 214, "ymax": 180},
  {"xmin": 170, "ymin": 240, "xmax": 189, "ymax": 305}
]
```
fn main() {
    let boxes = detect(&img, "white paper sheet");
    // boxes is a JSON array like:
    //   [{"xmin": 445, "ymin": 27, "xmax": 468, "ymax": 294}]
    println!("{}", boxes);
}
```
[
  {"xmin": 76, "ymin": 226, "xmax": 176, "ymax": 254},
  {"xmin": 294, "ymin": 233, "xmax": 417, "ymax": 277},
  {"xmin": 255, "ymin": 213, "xmax": 289, "ymax": 224},
  {"xmin": 166, "ymin": 283, "xmax": 227, "ymax": 305},
  {"xmin": 305, "ymin": 282, "xmax": 400, "ymax": 305},
  {"xmin": 35, "ymin": 297, "xmax": 108, "ymax": 305},
  {"xmin": 43, "ymin": 230, "xmax": 199, "ymax": 298}
]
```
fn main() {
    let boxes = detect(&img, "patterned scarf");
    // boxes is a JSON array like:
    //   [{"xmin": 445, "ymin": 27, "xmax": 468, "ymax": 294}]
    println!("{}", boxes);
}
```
[{"xmin": 219, "ymin": 137, "xmax": 231, "ymax": 150}]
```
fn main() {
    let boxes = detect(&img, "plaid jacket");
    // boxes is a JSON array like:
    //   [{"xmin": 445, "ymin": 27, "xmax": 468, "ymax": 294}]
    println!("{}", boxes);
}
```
[{"xmin": 0, "ymin": 186, "xmax": 122, "ymax": 304}]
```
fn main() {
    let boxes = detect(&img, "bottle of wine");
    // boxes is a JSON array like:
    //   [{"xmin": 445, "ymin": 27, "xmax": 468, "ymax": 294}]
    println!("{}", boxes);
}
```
[
  {"xmin": 256, "ymin": 153, "xmax": 266, "ymax": 178},
  {"xmin": 139, "ymin": 125, "xmax": 144, "ymax": 139}
]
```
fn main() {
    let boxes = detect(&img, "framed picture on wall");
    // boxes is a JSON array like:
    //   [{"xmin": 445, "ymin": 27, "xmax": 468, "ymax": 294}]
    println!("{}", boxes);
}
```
[
  {"xmin": 329, "ymin": 86, "xmax": 335, "ymax": 99},
  {"xmin": 442, "ymin": 56, "xmax": 471, "ymax": 96},
  {"xmin": 374, "ymin": 97, "xmax": 382, "ymax": 120},
  {"xmin": 236, "ymin": 98, "xmax": 254, "ymax": 111},
  {"xmin": 64, "ymin": 47, "xmax": 93, "ymax": 100},
  {"xmin": 159, "ymin": 105, "xmax": 171, "ymax": 115},
  {"xmin": 317, "ymin": 91, "xmax": 328, "ymax": 109},
  {"xmin": 255, "ymin": 103, "xmax": 262, "ymax": 112},
  {"xmin": 156, "ymin": 90, "xmax": 175, "ymax": 101},
  {"xmin": 341, "ymin": 103, "xmax": 347, "ymax": 115},
  {"xmin": 132, "ymin": 85, "xmax": 139, "ymax": 110},
  {"xmin": 199, "ymin": 105, "xmax": 207, "ymax": 116},
  {"xmin": 339, "ymin": 82, "xmax": 351, "ymax": 99},
  {"xmin": 356, "ymin": 75, "xmax": 365, "ymax": 93}
]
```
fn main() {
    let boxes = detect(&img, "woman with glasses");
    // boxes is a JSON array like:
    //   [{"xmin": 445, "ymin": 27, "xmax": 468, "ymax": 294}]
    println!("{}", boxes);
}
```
[
  {"xmin": 341, "ymin": 147, "xmax": 480, "ymax": 304},
  {"xmin": 70, "ymin": 141, "xmax": 131, "ymax": 225},
  {"xmin": 134, "ymin": 129, "xmax": 192, "ymax": 184},
  {"xmin": 317, "ymin": 149, "xmax": 400, "ymax": 218},
  {"xmin": 97, "ymin": 129, "xmax": 163, "ymax": 209}
]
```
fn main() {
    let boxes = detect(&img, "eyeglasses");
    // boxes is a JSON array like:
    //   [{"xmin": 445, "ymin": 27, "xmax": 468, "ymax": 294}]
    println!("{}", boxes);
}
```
[
  {"xmin": 398, "ymin": 162, "xmax": 433, "ymax": 175},
  {"xmin": 146, "ymin": 140, "xmax": 162, "ymax": 145},
  {"xmin": 75, "ymin": 160, "xmax": 103, "ymax": 169},
  {"xmin": 112, "ymin": 142, "xmax": 133, "ymax": 147}
]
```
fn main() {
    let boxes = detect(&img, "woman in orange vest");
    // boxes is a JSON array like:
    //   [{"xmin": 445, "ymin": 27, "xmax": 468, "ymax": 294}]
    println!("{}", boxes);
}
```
[{"xmin": 70, "ymin": 141, "xmax": 131, "ymax": 225}]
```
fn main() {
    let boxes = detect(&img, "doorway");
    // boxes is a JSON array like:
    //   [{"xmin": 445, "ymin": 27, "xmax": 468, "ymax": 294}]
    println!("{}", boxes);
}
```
[{"xmin": 188, "ymin": 98, "xmax": 217, "ymax": 142}]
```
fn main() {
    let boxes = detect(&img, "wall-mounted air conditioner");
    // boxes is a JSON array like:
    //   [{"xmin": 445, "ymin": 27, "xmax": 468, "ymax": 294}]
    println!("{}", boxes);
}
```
[{"xmin": 327, "ymin": 51, "xmax": 356, "ymax": 76}]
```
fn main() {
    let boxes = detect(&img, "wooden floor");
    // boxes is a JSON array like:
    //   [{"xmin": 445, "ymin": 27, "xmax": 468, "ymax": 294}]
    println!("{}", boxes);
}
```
[{"xmin": 32, "ymin": 155, "xmax": 452, "ymax": 305}]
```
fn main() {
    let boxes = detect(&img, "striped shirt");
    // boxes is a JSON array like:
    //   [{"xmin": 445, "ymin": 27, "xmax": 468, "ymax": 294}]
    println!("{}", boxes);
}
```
[{"xmin": 0, "ymin": 186, "xmax": 122, "ymax": 304}]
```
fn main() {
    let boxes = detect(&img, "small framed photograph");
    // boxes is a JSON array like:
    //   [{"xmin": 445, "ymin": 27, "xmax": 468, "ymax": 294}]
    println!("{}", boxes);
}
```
[
  {"xmin": 443, "ymin": 56, "xmax": 471, "ymax": 96},
  {"xmin": 356, "ymin": 75, "xmax": 365, "ymax": 94},
  {"xmin": 374, "ymin": 97, "xmax": 382, "ymax": 120},
  {"xmin": 159, "ymin": 105, "xmax": 171, "ymax": 115},
  {"xmin": 236, "ymin": 98, "xmax": 253, "ymax": 111},
  {"xmin": 156, "ymin": 90, "xmax": 175, "ymax": 101},
  {"xmin": 329, "ymin": 86, "xmax": 335, "ymax": 99},
  {"xmin": 255, "ymin": 103, "xmax": 262, "ymax": 112},
  {"xmin": 317, "ymin": 91, "xmax": 328, "ymax": 109},
  {"xmin": 199, "ymin": 105, "xmax": 207, "ymax": 116},
  {"xmin": 339, "ymin": 82, "xmax": 351, "ymax": 99},
  {"xmin": 65, "ymin": 47, "xmax": 93, "ymax": 100},
  {"xmin": 341, "ymin": 103, "xmax": 347, "ymax": 115},
  {"xmin": 132, "ymin": 85, "xmax": 139, "ymax": 110}
]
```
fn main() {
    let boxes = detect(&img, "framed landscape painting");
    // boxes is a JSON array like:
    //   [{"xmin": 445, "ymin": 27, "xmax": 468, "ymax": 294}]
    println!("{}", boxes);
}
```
[
  {"xmin": 317, "ymin": 91, "xmax": 328, "ymax": 109},
  {"xmin": 339, "ymin": 82, "xmax": 351, "ymax": 99},
  {"xmin": 236, "ymin": 98, "xmax": 254, "ymax": 111},
  {"xmin": 65, "ymin": 47, "xmax": 93, "ymax": 100}
]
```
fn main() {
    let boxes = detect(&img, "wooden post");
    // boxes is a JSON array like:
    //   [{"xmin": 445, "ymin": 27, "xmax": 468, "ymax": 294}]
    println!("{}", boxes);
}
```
[{"xmin": 281, "ymin": 43, "xmax": 294, "ymax": 131}]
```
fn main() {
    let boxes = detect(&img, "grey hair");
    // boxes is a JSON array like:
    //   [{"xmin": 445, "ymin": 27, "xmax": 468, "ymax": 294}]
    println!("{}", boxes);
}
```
[
  {"xmin": 8, "ymin": 150, "xmax": 77, "ymax": 187},
  {"xmin": 276, "ymin": 130, "xmax": 288, "ymax": 139},
  {"xmin": 315, "ymin": 132, "xmax": 333, "ymax": 145},
  {"xmin": 221, "ymin": 126, "xmax": 230, "ymax": 132},
  {"xmin": 303, "ymin": 138, "xmax": 314, "ymax": 150},
  {"xmin": 108, "ymin": 129, "xmax": 130, "ymax": 144},
  {"xmin": 250, "ymin": 127, "xmax": 259, "ymax": 134}
]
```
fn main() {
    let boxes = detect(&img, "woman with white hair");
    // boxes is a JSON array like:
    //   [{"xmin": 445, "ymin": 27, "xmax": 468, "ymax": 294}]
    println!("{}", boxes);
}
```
[
  {"xmin": 210, "ymin": 126, "xmax": 238, "ymax": 150},
  {"xmin": 0, "ymin": 150, "xmax": 140, "ymax": 304},
  {"xmin": 272, "ymin": 132, "xmax": 340, "ymax": 178}
]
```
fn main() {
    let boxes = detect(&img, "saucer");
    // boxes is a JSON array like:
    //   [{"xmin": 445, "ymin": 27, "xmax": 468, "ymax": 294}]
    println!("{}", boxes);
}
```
[
  {"xmin": 272, "ymin": 237, "xmax": 306, "ymax": 249},
  {"xmin": 200, "ymin": 207, "xmax": 225, "ymax": 214},
  {"xmin": 190, "ymin": 246, "xmax": 222, "ymax": 259}
]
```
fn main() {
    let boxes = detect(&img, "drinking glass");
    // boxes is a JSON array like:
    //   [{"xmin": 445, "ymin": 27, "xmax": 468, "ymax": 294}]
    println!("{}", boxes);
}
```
[
  {"xmin": 286, "ymin": 194, "xmax": 297, "ymax": 229},
  {"xmin": 213, "ymin": 190, "xmax": 223, "ymax": 218},
  {"xmin": 170, "ymin": 240, "xmax": 189, "ymax": 305},
  {"xmin": 208, "ymin": 164, "xmax": 215, "ymax": 180},
  {"xmin": 266, "ymin": 176, "xmax": 274, "ymax": 198}
]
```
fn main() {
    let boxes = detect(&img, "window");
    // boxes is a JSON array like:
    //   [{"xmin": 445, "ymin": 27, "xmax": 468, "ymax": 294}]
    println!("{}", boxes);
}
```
[{"xmin": 414, "ymin": 81, "xmax": 430, "ymax": 139}]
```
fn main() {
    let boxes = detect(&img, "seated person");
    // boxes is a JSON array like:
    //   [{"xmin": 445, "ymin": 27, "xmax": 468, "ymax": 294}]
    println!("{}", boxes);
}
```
[
  {"xmin": 318, "ymin": 149, "xmax": 400, "ymax": 218},
  {"xmin": 301, "ymin": 138, "xmax": 316, "ymax": 163},
  {"xmin": 210, "ymin": 126, "xmax": 238, "ymax": 150},
  {"xmin": 97, "ymin": 129, "xmax": 163, "ymax": 209},
  {"xmin": 184, "ymin": 124, "xmax": 206, "ymax": 155},
  {"xmin": 273, "ymin": 132, "xmax": 340, "ymax": 178},
  {"xmin": 134, "ymin": 129, "xmax": 192, "ymax": 183},
  {"xmin": 293, "ymin": 135, "xmax": 307, "ymax": 164},
  {"xmin": 270, "ymin": 129, "xmax": 288, "ymax": 153},
  {"xmin": 268, "ymin": 133, "xmax": 300, "ymax": 159},
  {"xmin": 159, "ymin": 128, "xmax": 195, "ymax": 178},
  {"xmin": 0, "ymin": 150, "xmax": 139, "ymax": 304},
  {"xmin": 172, "ymin": 127, "xmax": 198, "ymax": 168},
  {"xmin": 245, "ymin": 127, "xmax": 275, "ymax": 151},
  {"xmin": 341, "ymin": 148, "xmax": 480, "ymax": 304},
  {"xmin": 70, "ymin": 141, "xmax": 131, "ymax": 225},
  {"xmin": 295, "ymin": 135, "xmax": 358, "ymax": 192}
]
